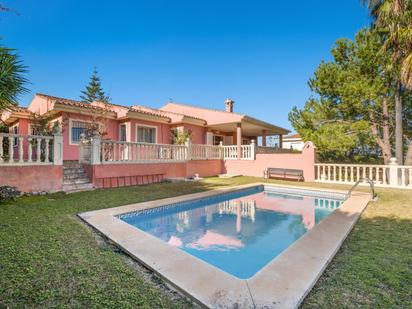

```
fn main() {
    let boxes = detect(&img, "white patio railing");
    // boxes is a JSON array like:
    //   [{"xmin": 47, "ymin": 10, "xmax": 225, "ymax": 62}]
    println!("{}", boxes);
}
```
[
  {"xmin": 222, "ymin": 145, "xmax": 238, "ymax": 159},
  {"xmin": 315, "ymin": 158, "xmax": 412, "ymax": 188},
  {"xmin": 80, "ymin": 134, "xmax": 257, "ymax": 165},
  {"xmin": 222, "ymin": 143, "xmax": 255, "ymax": 160},
  {"xmin": 241, "ymin": 145, "xmax": 254, "ymax": 160},
  {"xmin": 0, "ymin": 131, "xmax": 63, "ymax": 166},
  {"xmin": 101, "ymin": 141, "xmax": 188, "ymax": 164},
  {"xmin": 189, "ymin": 144, "xmax": 222, "ymax": 160}
]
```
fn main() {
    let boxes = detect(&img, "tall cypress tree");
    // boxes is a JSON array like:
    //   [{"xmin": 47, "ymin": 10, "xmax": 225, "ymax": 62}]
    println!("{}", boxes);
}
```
[{"xmin": 80, "ymin": 68, "xmax": 109, "ymax": 103}]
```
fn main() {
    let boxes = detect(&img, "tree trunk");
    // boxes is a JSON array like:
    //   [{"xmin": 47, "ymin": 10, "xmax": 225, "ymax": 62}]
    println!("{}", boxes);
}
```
[
  {"xmin": 395, "ymin": 81, "xmax": 403, "ymax": 164},
  {"xmin": 382, "ymin": 99, "xmax": 392, "ymax": 164},
  {"xmin": 369, "ymin": 100, "xmax": 392, "ymax": 165},
  {"xmin": 405, "ymin": 140, "xmax": 412, "ymax": 165}
]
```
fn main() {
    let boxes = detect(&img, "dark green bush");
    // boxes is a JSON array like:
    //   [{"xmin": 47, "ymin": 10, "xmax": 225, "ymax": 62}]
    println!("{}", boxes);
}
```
[{"xmin": 0, "ymin": 186, "xmax": 21, "ymax": 202}]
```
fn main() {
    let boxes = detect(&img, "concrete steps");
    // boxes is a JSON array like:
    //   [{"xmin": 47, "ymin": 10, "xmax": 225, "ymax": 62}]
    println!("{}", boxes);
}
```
[
  {"xmin": 63, "ymin": 178, "xmax": 90, "ymax": 185},
  {"xmin": 63, "ymin": 172, "xmax": 88, "ymax": 180},
  {"xmin": 62, "ymin": 161, "xmax": 93, "ymax": 193},
  {"xmin": 62, "ymin": 183, "xmax": 94, "ymax": 193}
]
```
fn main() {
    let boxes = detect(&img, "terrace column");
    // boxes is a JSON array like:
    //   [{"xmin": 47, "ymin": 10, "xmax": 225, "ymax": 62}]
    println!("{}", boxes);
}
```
[
  {"xmin": 262, "ymin": 130, "xmax": 267, "ymax": 146},
  {"xmin": 250, "ymin": 139, "xmax": 256, "ymax": 160},
  {"xmin": 389, "ymin": 157, "xmax": 398, "ymax": 187},
  {"xmin": 185, "ymin": 139, "xmax": 192, "ymax": 160},
  {"xmin": 90, "ymin": 132, "xmax": 101, "ymax": 165},
  {"xmin": 279, "ymin": 134, "xmax": 283, "ymax": 148},
  {"xmin": 52, "ymin": 126, "xmax": 63, "ymax": 165},
  {"xmin": 236, "ymin": 123, "xmax": 242, "ymax": 159}
]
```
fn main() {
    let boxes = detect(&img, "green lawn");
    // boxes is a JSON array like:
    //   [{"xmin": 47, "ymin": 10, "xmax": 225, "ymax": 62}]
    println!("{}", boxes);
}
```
[{"xmin": 0, "ymin": 177, "xmax": 411, "ymax": 308}]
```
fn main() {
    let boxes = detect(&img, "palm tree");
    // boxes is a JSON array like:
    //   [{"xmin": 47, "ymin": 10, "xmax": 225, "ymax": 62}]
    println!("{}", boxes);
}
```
[
  {"xmin": 363, "ymin": 0, "xmax": 412, "ymax": 164},
  {"xmin": 364, "ymin": 0, "xmax": 412, "ymax": 86},
  {"xmin": 0, "ymin": 46, "xmax": 28, "ymax": 111}
]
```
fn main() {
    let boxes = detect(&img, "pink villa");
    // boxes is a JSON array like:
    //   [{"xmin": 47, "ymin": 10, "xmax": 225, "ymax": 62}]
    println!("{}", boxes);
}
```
[{"xmin": 0, "ymin": 93, "xmax": 315, "ymax": 192}]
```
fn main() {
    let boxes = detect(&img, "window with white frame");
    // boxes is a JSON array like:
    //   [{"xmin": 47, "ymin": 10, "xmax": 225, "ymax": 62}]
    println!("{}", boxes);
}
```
[
  {"xmin": 119, "ymin": 124, "xmax": 127, "ymax": 142},
  {"xmin": 213, "ymin": 135, "xmax": 223, "ymax": 146},
  {"xmin": 136, "ymin": 125, "xmax": 156, "ymax": 143},
  {"xmin": 70, "ymin": 120, "xmax": 88, "ymax": 144}
]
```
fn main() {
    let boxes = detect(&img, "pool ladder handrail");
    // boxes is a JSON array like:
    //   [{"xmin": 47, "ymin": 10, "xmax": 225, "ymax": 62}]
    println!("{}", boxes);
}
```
[{"xmin": 347, "ymin": 177, "xmax": 377, "ymax": 201}]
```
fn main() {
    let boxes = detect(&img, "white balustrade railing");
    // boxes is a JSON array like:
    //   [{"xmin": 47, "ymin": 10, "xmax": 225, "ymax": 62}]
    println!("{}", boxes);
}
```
[
  {"xmin": 190, "ymin": 144, "xmax": 222, "ymax": 160},
  {"xmin": 82, "ymin": 138, "xmax": 257, "ymax": 164},
  {"xmin": 222, "ymin": 145, "xmax": 238, "ymax": 159},
  {"xmin": 222, "ymin": 144, "xmax": 255, "ymax": 160},
  {"xmin": 315, "ymin": 159, "xmax": 412, "ymax": 188},
  {"xmin": 241, "ymin": 145, "xmax": 255, "ymax": 160},
  {"xmin": 0, "ymin": 133, "xmax": 62, "ymax": 165},
  {"xmin": 101, "ymin": 141, "xmax": 188, "ymax": 164}
]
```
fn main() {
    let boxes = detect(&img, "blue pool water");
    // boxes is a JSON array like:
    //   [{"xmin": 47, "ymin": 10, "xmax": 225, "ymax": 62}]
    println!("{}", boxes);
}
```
[{"xmin": 119, "ymin": 186, "xmax": 346, "ymax": 279}]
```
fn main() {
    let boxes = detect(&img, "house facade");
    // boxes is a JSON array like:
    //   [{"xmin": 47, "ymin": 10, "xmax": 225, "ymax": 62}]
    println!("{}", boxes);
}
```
[
  {"xmin": 0, "ymin": 94, "xmax": 316, "ymax": 192},
  {"xmin": 282, "ymin": 134, "xmax": 305, "ymax": 151},
  {"xmin": 2, "ymin": 94, "xmax": 289, "ymax": 160}
]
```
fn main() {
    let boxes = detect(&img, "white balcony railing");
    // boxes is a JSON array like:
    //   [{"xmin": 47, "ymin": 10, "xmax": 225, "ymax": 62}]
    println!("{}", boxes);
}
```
[
  {"xmin": 0, "ymin": 132, "xmax": 63, "ymax": 166},
  {"xmin": 190, "ymin": 144, "xmax": 222, "ymax": 160},
  {"xmin": 81, "ymin": 134, "xmax": 257, "ymax": 165},
  {"xmin": 222, "ymin": 145, "xmax": 238, "ymax": 159},
  {"xmin": 222, "ymin": 144, "xmax": 255, "ymax": 160},
  {"xmin": 315, "ymin": 159, "xmax": 412, "ymax": 188},
  {"xmin": 101, "ymin": 141, "xmax": 188, "ymax": 164}
]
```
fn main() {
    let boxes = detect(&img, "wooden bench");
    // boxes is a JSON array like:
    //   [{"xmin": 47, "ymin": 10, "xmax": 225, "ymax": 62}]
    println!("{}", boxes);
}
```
[{"xmin": 264, "ymin": 168, "xmax": 304, "ymax": 181}]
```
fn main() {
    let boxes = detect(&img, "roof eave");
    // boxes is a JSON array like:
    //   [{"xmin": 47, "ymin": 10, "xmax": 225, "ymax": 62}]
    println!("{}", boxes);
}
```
[
  {"xmin": 242, "ymin": 116, "xmax": 290, "ymax": 135},
  {"xmin": 126, "ymin": 110, "xmax": 171, "ymax": 123},
  {"xmin": 1, "ymin": 110, "xmax": 33, "ymax": 125},
  {"xmin": 180, "ymin": 116, "xmax": 207, "ymax": 126},
  {"xmin": 53, "ymin": 102, "xmax": 118, "ymax": 119}
]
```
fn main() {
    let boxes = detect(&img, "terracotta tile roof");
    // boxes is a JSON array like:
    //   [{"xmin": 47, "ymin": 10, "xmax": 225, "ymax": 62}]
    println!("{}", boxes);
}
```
[
  {"xmin": 36, "ymin": 93, "xmax": 110, "ymax": 112},
  {"xmin": 162, "ymin": 101, "xmax": 246, "ymax": 117},
  {"xmin": 132, "ymin": 104, "xmax": 206, "ymax": 124},
  {"xmin": 37, "ymin": 93, "xmax": 171, "ymax": 121},
  {"xmin": 9, "ymin": 106, "xmax": 31, "ymax": 113},
  {"xmin": 128, "ymin": 105, "xmax": 172, "ymax": 121},
  {"xmin": 161, "ymin": 102, "xmax": 290, "ymax": 134},
  {"xmin": 160, "ymin": 102, "xmax": 243, "ymax": 125},
  {"xmin": 161, "ymin": 110, "xmax": 207, "ymax": 123}
]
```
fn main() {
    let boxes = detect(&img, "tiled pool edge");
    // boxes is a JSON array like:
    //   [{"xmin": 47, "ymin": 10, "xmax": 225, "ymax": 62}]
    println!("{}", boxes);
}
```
[{"xmin": 78, "ymin": 183, "xmax": 370, "ymax": 308}]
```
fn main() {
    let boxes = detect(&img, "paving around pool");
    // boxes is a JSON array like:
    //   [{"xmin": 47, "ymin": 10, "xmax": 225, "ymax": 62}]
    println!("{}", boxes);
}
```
[{"xmin": 79, "ymin": 183, "xmax": 371, "ymax": 308}]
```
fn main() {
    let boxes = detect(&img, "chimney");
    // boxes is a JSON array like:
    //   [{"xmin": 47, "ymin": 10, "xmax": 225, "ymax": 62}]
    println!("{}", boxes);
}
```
[{"xmin": 225, "ymin": 98, "xmax": 234, "ymax": 113}]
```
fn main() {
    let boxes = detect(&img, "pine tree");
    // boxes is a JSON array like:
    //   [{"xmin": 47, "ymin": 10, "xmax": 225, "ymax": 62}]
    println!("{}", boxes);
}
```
[{"xmin": 80, "ymin": 68, "xmax": 109, "ymax": 103}]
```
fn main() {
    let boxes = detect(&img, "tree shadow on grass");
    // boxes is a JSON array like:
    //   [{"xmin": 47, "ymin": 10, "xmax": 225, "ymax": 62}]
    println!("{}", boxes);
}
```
[{"xmin": 301, "ymin": 214, "xmax": 411, "ymax": 308}]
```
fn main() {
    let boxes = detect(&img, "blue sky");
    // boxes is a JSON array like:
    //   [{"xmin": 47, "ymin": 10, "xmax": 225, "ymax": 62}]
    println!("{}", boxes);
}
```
[{"xmin": 1, "ymin": 0, "xmax": 370, "ymax": 130}]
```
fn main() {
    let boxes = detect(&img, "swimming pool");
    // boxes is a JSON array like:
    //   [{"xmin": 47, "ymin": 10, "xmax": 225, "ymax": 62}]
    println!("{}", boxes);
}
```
[
  {"xmin": 79, "ymin": 183, "xmax": 369, "ymax": 308},
  {"xmin": 118, "ymin": 185, "xmax": 346, "ymax": 279}
]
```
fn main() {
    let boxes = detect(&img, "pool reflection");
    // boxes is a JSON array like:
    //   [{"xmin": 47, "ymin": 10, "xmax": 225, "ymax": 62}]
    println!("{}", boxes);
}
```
[{"xmin": 124, "ymin": 191, "xmax": 342, "ymax": 279}]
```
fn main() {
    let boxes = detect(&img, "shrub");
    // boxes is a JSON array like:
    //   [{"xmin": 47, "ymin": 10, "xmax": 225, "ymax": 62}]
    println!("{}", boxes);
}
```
[{"xmin": 0, "ymin": 186, "xmax": 21, "ymax": 202}]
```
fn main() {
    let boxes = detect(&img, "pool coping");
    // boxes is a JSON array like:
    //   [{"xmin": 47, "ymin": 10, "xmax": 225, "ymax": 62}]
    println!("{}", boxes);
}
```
[{"xmin": 78, "ymin": 183, "xmax": 370, "ymax": 308}]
